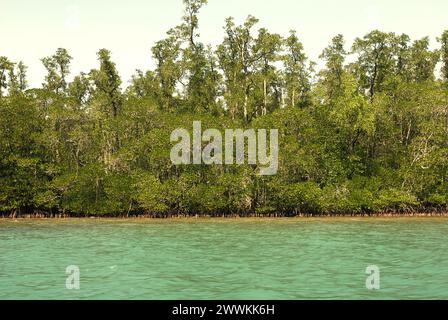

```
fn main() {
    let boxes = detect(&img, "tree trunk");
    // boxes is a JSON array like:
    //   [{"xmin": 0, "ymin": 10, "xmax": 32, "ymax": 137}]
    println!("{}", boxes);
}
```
[
  {"xmin": 263, "ymin": 79, "xmax": 267, "ymax": 116},
  {"xmin": 292, "ymin": 89, "xmax": 296, "ymax": 108},
  {"xmin": 281, "ymin": 87, "xmax": 285, "ymax": 109}
]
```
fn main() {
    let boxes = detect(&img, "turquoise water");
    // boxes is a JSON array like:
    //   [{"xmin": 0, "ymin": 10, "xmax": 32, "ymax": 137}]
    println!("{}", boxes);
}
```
[{"xmin": 0, "ymin": 218, "xmax": 447, "ymax": 300}]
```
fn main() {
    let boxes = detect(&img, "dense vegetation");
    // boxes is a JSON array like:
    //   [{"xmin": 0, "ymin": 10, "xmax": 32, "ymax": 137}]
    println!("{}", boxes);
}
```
[{"xmin": 1, "ymin": 0, "xmax": 448, "ymax": 217}]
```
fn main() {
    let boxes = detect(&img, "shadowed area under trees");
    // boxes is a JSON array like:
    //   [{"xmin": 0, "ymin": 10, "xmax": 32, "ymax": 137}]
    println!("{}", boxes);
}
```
[{"xmin": 1, "ymin": 1, "xmax": 448, "ymax": 217}]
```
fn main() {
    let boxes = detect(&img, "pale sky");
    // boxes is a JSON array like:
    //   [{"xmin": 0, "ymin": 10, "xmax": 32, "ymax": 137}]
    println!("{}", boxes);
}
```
[{"xmin": 1, "ymin": 0, "xmax": 447, "ymax": 88}]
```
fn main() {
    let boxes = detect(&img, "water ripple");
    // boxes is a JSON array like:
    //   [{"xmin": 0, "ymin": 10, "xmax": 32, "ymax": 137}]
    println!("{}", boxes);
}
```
[{"xmin": 0, "ymin": 218, "xmax": 448, "ymax": 299}]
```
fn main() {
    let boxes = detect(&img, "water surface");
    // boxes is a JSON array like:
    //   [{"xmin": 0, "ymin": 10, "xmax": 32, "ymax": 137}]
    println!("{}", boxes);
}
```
[{"xmin": 1, "ymin": 218, "xmax": 447, "ymax": 299}]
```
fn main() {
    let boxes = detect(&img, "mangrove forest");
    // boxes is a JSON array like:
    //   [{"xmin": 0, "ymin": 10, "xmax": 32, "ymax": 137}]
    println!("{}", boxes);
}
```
[{"xmin": 1, "ymin": 0, "xmax": 448, "ymax": 217}]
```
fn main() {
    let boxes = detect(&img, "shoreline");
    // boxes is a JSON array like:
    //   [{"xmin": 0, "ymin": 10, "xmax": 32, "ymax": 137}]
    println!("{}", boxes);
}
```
[{"xmin": 2, "ymin": 212, "xmax": 448, "ymax": 220}]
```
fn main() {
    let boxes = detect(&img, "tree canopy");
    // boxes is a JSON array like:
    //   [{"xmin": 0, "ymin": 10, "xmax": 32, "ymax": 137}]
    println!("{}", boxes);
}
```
[{"xmin": 1, "ymin": 1, "xmax": 448, "ymax": 217}]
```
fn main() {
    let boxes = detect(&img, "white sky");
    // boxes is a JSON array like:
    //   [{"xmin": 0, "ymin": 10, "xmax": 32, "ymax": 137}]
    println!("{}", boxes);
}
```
[{"xmin": 1, "ymin": 0, "xmax": 447, "ymax": 87}]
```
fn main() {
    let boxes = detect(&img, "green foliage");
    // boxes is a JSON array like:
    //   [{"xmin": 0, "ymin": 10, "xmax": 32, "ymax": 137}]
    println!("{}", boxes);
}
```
[
  {"xmin": 41, "ymin": 48, "xmax": 72, "ymax": 94},
  {"xmin": 1, "ymin": 1, "xmax": 447, "ymax": 216},
  {"xmin": 439, "ymin": 30, "xmax": 448, "ymax": 83}
]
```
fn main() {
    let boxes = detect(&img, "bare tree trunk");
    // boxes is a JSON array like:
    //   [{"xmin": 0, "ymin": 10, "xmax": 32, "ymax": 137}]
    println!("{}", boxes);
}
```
[
  {"xmin": 292, "ymin": 89, "xmax": 296, "ymax": 108},
  {"xmin": 281, "ymin": 87, "xmax": 285, "ymax": 109},
  {"xmin": 369, "ymin": 63, "xmax": 378, "ymax": 102},
  {"xmin": 243, "ymin": 95, "xmax": 248, "ymax": 121},
  {"xmin": 243, "ymin": 79, "xmax": 249, "ymax": 121},
  {"xmin": 263, "ymin": 79, "xmax": 267, "ymax": 116}
]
